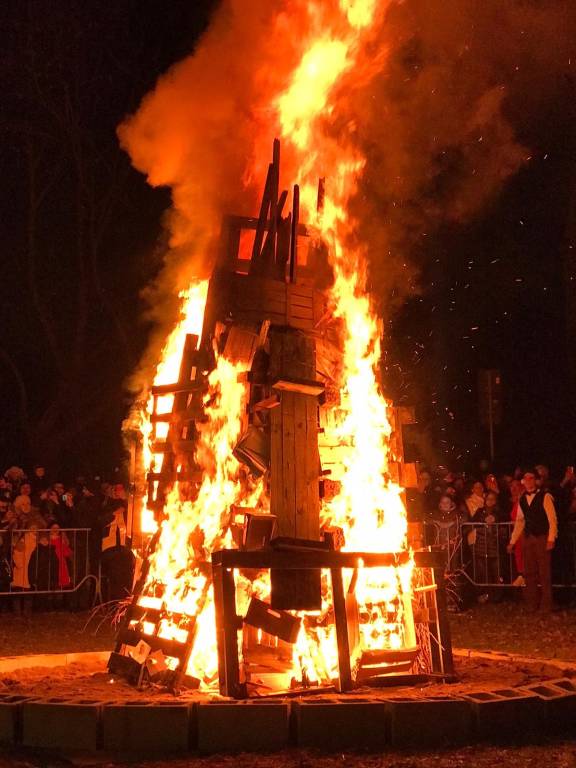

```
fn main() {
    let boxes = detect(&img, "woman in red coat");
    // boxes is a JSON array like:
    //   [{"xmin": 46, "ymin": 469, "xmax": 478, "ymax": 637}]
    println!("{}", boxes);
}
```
[{"xmin": 49, "ymin": 524, "xmax": 73, "ymax": 588}]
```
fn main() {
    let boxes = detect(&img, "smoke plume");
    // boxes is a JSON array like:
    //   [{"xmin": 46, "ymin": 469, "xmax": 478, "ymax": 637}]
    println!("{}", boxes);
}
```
[{"xmin": 119, "ymin": 0, "xmax": 574, "ymax": 389}]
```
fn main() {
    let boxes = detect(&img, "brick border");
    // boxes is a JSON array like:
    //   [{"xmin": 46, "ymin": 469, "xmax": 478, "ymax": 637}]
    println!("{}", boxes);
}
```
[
  {"xmin": 0, "ymin": 684, "xmax": 574, "ymax": 753},
  {"xmin": 1, "ymin": 651, "xmax": 576, "ymax": 753}
]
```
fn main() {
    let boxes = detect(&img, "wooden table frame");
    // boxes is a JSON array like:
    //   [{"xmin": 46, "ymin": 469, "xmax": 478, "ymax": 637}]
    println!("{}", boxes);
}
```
[{"xmin": 211, "ymin": 548, "xmax": 453, "ymax": 698}]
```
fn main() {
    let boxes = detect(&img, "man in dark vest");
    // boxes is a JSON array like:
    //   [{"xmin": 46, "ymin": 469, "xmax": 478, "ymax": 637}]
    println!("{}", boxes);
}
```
[{"xmin": 507, "ymin": 469, "xmax": 557, "ymax": 612}]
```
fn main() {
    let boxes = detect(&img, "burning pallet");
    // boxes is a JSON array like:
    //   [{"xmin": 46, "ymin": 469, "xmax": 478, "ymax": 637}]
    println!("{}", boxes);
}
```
[{"xmin": 111, "ymin": 141, "xmax": 453, "ymax": 695}]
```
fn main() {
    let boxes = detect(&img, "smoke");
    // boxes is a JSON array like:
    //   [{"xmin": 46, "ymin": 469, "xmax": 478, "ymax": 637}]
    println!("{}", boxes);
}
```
[{"xmin": 119, "ymin": 0, "xmax": 573, "ymax": 388}]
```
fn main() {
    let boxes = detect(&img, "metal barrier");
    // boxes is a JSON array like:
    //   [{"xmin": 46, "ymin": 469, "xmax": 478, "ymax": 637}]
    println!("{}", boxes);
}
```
[
  {"xmin": 0, "ymin": 527, "xmax": 98, "ymax": 596},
  {"xmin": 426, "ymin": 519, "xmax": 576, "ymax": 589}
]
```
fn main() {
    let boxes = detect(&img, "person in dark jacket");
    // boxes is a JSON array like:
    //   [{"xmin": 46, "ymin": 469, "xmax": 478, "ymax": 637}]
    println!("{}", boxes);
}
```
[
  {"xmin": 100, "ymin": 498, "xmax": 134, "ymax": 602},
  {"xmin": 507, "ymin": 469, "xmax": 557, "ymax": 612},
  {"xmin": 28, "ymin": 533, "xmax": 59, "ymax": 592}
]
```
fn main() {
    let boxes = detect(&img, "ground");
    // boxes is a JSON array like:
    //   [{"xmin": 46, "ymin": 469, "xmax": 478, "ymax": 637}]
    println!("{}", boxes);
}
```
[
  {"xmin": 450, "ymin": 602, "xmax": 576, "ymax": 661},
  {"xmin": 1, "ymin": 603, "xmax": 576, "ymax": 765},
  {"xmin": 0, "ymin": 609, "xmax": 115, "ymax": 656},
  {"xmin": 1, "ymin": 744, "xmax": 576, "ymax": 768},
  {"xmin": 2, "ymin": 602, "xmax": 576, "ymax": 661}
]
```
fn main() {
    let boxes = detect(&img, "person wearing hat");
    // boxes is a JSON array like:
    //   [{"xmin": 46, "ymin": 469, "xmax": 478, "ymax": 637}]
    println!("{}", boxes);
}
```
[{"xmin": 507, "ymin": 469, "xmax": 557, "ymax": 612}]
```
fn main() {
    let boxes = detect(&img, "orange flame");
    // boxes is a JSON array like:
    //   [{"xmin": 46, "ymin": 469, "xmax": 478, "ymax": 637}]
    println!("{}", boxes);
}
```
[{"xmin": 132, "ymin": 0, "xmax": 414, "ymax": 689}]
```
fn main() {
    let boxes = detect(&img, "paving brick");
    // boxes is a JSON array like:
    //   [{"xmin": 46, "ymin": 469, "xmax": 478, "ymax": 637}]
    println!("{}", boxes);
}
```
[
  {"xmin": 0, "ymin": 695, "xmax": 32, "ymax": 745},
  {"xmin": 197, "ymin": 701, "xmax": 289, "ymax": 753},
  {"xmin": 22, "ymin": 698, "xmax": 102, "ymax": 751},
  {"xmin": 521, "ymin": 681, "xmax": 576, "ymax": 734},
  {"xmin": 294, "ymin": 699, "xmax": 387, "ymax": 750},
  {"xmin": 462, "ymin": 688, "xmax": 543, "ymax": 742},
  {"xmin": 102, "ymin": 700, "xmax": 191, "ymax": 753},
  {"xmin": 385, "ymin": 697, "xmax": 473, "ymax": 748}
]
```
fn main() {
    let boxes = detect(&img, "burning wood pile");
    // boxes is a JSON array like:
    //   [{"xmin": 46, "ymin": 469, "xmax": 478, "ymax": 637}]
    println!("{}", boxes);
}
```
[{"xmin": 109, "ymin": 141, "xmax": 453, "ymax": 697}]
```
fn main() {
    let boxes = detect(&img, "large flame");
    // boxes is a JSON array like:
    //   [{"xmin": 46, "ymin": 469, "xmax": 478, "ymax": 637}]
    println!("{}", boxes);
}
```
[{"xmin": 132, "ymin": 0, "xmax": 413, "ymax": 689}]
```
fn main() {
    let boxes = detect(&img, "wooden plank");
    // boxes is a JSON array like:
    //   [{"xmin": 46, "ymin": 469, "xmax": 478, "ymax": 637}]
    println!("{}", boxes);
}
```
[
  {"xmin": 289, "ymin": 184, "xmax": 299, "ymax": 284},
  {"xmin": 119, "ymin": 629, "xmax": 189, "ymax": 660},
  {"xmin": 212, "ymin": 562, "xmax": 242, "ymax": 698},
  {"xmin": 287, "ymin": 306, "xmax": 314, "ymax": 320},
  {"xmin": 331, "ymin": 567, "xmax": 353, "ymax": 692},
  {"xmin": 272, "ymin": 378, "xmax": 324, "ymax": 397},
  {"xmin": 304, "ymin": 393, "xmax": 320, "ymax": 539},
  {"xmin": 151, "ymin": 381, "xmax": 204, "ymax": 396},
  {"xmin": 293, "ymin": 394, "xmax": 308, "ymax": 538},
  {"xmin": 250, "ymin": 163, "xmax": 273, "ymax": 272},
  {"xmin": 223, "ymin": 326, "xmax": 259, "ymax": 366},
  {"xmin": 280, "ymin": 391, "xmax": 297, "ymax": 536},
  {"xmin": 252, "ymin": 394, "xmax": 280, "ymax": 412},
  {"xmin": 150, "ymin": 405, "xmax": 204, "ymax": 423},
  {"xmin": 244, "ymin": 597, "xmax": 301, "ymax": 643},
  {"xmin": 212, "ymin": 548, "xmax": 412, "ymax": 570}
]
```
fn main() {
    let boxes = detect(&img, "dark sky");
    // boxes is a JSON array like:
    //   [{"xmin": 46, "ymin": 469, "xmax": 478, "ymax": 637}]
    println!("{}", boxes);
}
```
[{"xmin": 0, "ymin": 0, "xmax": 574, "ymax": 479}]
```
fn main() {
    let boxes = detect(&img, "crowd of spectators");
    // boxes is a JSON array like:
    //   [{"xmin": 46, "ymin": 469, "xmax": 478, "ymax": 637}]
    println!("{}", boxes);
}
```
[
  {"xmin": 410, "ymin": 462, "xmax": 576, "ymax": 611},
  {"xmin": 0, "ymin": 465, "xmax": 134, "ymax": 614}
]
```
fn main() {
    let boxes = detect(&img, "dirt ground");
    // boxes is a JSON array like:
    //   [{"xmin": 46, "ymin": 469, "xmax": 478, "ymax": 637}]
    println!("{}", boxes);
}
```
[
  {"xmin": 0, "ymin": 653, "xmax": 566, "ymax": 703},
  {"xmin": 450, "ymin": 601, "xmax": 576, "ymax": 660},
  {"xmin": 1, "ymin": 744, "xmax": 576, "ymax": 768},
  {"xmin": 2, "ymin": 602, "xmax": 576, "ymax": 661},
  {"xmin": 0, "ymin": 603, "xmax": 575, "ymax": 703},
  {"xmin": 0, "ymin": 609, "xmax": 115, "ymax": 657}
]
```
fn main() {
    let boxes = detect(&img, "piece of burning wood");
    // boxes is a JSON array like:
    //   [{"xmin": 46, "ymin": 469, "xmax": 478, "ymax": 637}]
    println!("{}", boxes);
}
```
[
  {"xmin": 271, "ymin": 376, "xmax": 324, "ymax": 397},
  {"xmin": 252, "ymin": 394, "xmax": 280, "ymax": 412},
  {"xmin": 358, "ymin": 646, "xmax": 420, "ymax": 667},
  {"xmin": 241, "ymin": 512, "xmax": 277, "ymax": 550},
  {"xmin": 355, "ymin": 660, "xmax": 415, "ymax": 680},
  {"xmin": 243, "ymin": 597, "xmax": 301, "ymax": 644}
]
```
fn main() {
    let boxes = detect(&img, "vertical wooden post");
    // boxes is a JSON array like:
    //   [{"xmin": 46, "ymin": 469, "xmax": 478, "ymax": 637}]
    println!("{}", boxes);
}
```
[
  {"xmin": 331, "ymin": 567, "xmax": 353, "ymax": 691},
  {"xmin": 212, "ymin": 562, "xmax": 242, "ymax": 697},
  {"xmin": 289, "ymin": 184, "xmax": 299, "ymax": 284},
  {"xmin": 269, "ymin": 330, "xmax": 320, "ymax": 540}
]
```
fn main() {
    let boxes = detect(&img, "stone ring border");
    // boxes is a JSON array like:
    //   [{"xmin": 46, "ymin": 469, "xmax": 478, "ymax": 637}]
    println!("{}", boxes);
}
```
[{"xmin": 0, "ymin": 650, "xmax": 575, "ymax": 754}]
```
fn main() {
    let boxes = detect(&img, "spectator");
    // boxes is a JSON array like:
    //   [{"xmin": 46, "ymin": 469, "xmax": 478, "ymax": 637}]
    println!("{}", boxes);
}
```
[
  {"xmin": 49, "ymin": 524, "xmax": 73, "ymax": 589},
  {"xmin": 28, "ymin": 533, "xmax": 59, "ymax": 593},
  {"xmin": 464, "ymin": 481, "xmax": 485, "ymax": 520},
  {"xmin": 10, "ymin": 526, "xmax": 39, "ymax": 615},
  {"xmin": 0, "ymin": 478, "xmax": 12, "ymax": 502},
  {"xmin": 30, "ymin": 466, "xmax": 49, "ymax": 505},
  {"xmin": 509, "ymin": 479, "xmax": 525, "ymax": 586},
  {"xmin": 13, "ymin": 483, "xmax": 32, "ymax": 518},
  {"xmin": 507, "ymin": 469, "xmax": 557, "ymax": 613},
  {"xmin": 471, "ymin": 493, "xmax": 502, "ymax": 598},
  {"xmin": 100, "ymin": 499, "xmax": 134, "ymax": 602}
]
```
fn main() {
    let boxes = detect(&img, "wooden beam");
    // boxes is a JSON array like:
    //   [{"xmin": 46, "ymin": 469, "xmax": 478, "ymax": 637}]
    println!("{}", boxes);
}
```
[
  {"xmin": 272, "ymin": 377, "xmax": 324, "ymax": 397},
  {"xmin": 212, "ymin": 561, "xmax": 242, "ymax": 698},
  {"xmin": 289, "ymin": 184, "xmax": 299, "ymax": 284},
  {"xmin": 212, "ymin": 548, "xmax": 412, "ymax": 570},
  {"xmin": 331, "ymin": 566, "xmax": 353, "ymax": 692}
]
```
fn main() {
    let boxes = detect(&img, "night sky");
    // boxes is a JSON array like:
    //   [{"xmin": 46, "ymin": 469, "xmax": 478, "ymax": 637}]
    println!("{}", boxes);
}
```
[{"xmin": 0, "ymin": 0, "xmax": 574, "ymax": 479}]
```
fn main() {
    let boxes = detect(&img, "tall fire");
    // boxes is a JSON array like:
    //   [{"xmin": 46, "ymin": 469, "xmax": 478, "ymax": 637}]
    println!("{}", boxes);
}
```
[{"xmin": 110, "ymin": 0, "xmax": 452, "ymax": 696}]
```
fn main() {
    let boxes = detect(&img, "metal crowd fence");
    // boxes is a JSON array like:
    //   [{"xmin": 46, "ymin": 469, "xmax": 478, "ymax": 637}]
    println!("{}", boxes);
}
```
[
  {"xmin": 0, "ymin": 527, "xmax": 99, "ymax": 597},
  {"xmin": 424, "ymin": 519, "xmax": 576, "ymax": 589}
]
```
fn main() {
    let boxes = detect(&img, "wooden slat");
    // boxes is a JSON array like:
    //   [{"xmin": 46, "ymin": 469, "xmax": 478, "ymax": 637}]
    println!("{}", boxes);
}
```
[
  {"xmin": 119, "ymin": 629, "xmax": 189, "ymax": 660},
  {"xmin": 212, "ymin": 548, "xmax": 413, "ymax": 570},
  {"xmin": 331, "ymin": 567, "xmax": 353, "ymax": 692},
  {"xmin": 293, "ymin": 393, "xmax": 308, "ymax": 538},
  {"xmin": 272, "ymin": 378, "xmax": 324, "ymax": 397},
  {"xmin": 305, "ymin": 393, "xmax": 320, "ymax": 539},
  {"xmin": 280, "ymin": 390, "xmax": 297, "ymax": 537},
  {"xmin": 151, "ymin": 381, "xmax": 204, "ymax": 396}
]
